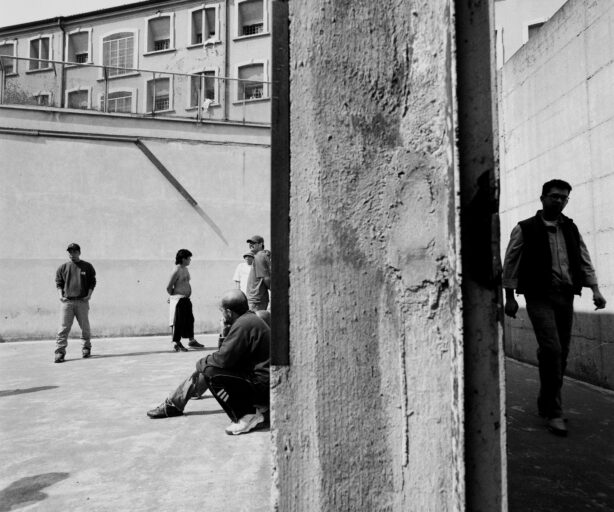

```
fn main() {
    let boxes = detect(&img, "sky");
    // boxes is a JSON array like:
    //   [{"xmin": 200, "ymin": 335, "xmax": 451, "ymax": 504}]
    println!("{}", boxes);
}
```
[{"xmin": 2, "ymin": 0, "xmax": 134, "ymax": 27}]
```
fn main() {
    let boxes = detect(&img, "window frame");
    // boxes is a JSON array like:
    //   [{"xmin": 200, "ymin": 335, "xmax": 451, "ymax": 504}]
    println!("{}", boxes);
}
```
[
  {"xmin": 65, "ymin": 86, "xmax": 92, "ymax": 110},
  {"xmin": 0, "ymin": 39, "xmax": 18, "ymax": 76},
  {"xmin": 235, "ymin": 60, "xmax": 268, "ymax": 102},
  {"xmin": 27, "ymin": 34, "xmax": 53, "ymax": 72},
  {"xmin": 187, "ymin": 67, "xmax": 220, "ymax": 109},
  {"xmin": 33, "ymin": 91, "xmax": 52, "ymax": 106},
  {"xmin": 144, "ymin": 12, "xmax": 176, "ymax": 55},
  {"xmin": 65, "ymin": 28, "xmax": 93, "ymax": 66},
  {"xmin": 188, "ymin": 4, "xmax": 221, "ymax": 47},
  {"xmin": 143, "ymin": 75, "xmax": 174, "ymax": 113},
  {"xmin": 99, "ymin": 28, "xmax": 139, "ymax": 79},
  {"xmin": 99, "ymin": 87, "xmax": 138, "ymax": 114},
  {"xmin": 235, "ymin": 0, "xmax": 269, "ymax": 39}
]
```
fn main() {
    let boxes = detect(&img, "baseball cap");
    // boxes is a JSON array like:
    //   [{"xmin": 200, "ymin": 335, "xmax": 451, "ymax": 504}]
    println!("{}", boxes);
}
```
[
  {"xmin": 243, "ymin": 252, "xmax": 255, "ymax": 258},
  {"xmin": 66, "ymin": 243, "xmax": 81, "ymax": 252},
  {"xmin": 246, "ymin": 235, "xmax": 264, "ymax": 244}
]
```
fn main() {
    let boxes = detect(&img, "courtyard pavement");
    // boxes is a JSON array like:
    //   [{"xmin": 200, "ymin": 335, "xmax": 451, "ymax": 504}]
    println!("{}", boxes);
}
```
[
  {"xmin": 0, "ymin": 335, "xmax": 270, "ymax": 512},
  {"xmin": 1, "ymin": 336, "xmax": 613, "ymax": 512}
]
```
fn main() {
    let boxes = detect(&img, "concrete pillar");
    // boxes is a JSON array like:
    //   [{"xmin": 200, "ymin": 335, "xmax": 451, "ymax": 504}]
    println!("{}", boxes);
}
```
[{"xmin": 271, "ymin": 1, "xmax": 504, "ymax": 510}]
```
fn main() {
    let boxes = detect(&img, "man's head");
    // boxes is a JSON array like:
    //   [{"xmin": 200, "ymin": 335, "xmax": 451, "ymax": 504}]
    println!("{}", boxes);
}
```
[
  {"xmin": 175, "ymin": 249, "xmax": 193, "ymax": 266},
  {"xmin": 540, "ymin": 179, "xmax": 572, "ymax": 219},
  {"xmin": 247, "ymin": 235, "xmax": 265, "ymax": 254},
  {"xmin": 243, "ymin": 252, "xmax": 255, "ymax": 265},
  {"xmin": 67, "ymin": 243, "xmax": 81, "ymax": 262},
  {"xmin": 220, "ymin": 289, "xmax": 249, "ymax": 325}
]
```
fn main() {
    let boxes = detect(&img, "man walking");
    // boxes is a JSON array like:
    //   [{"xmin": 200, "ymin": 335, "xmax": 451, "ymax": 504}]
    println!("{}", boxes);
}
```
[
  {"xmin": 245, "ymin": 235, "xmax": 271, "ymax": 311},
  {"xmin": 54, "ymin": 243, "xmax": 96, "ymax": 363},
  {"xmin": 503, "ymin": 179, "xmax": 606, "ymax": 436},
  {"xmin": 147, "ymin": 289, "xmax": 270, "ymax": 435}
]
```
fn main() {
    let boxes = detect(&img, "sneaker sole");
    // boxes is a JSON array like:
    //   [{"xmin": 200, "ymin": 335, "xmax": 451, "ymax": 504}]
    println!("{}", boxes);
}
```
[{"xmin": 225, "ymin": 416, "xmax": 265, "ymax": 436}]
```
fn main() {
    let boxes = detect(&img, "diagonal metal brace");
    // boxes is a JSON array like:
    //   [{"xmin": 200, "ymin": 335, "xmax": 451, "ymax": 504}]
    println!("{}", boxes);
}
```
[{"xmin": 135, "ymin": 139, "xmax": 229, "ymax": 246}]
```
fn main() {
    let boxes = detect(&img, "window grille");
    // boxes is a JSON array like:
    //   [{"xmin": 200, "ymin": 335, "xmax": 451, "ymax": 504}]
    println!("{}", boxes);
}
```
[
  {"xmin": 102, "ymin": 91, "xmax": 132, "ymax": 113},
  {"xmin": 190, "ymin": 71, "xmax": 216, "ymax": 107},
  {"xmin": 242, "ymin": 23, "xmax": 263, "ymax": 36},
  {"xmin": 154, "ymin": 39, "xmax": 170, "ymax": 51},
  {"xmin": 67, "ymin": 90, "xmax": 88, "ymax": 109},
  {"xmin": 238, "ymin": 63, "xmax": 264, "ymax": 100},
  {"xmin": 68, "ymin": 32, "xmax": 89, "ymax": 64},
  {"xmin": 35, "ymin": 94, "xmax": 50, "ymax": 106},
  {"xmin": 239, "ymin": 0, "xmax": 263, "ymax": 36},
  {"xmin": 75, "ymin": 53, "xmax": 88, "ymax": 64},
  {"xmin": 103, "ymin": 33, "xmax": 134, "ymax": 77},
  {"xmin": 147, "ymin": 77, "xmax": 171, "ymax": 111}
]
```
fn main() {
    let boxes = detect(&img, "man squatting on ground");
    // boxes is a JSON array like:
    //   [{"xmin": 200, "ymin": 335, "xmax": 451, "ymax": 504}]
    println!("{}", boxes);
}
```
[
  {"xmin": 54, "ymin": 243, "xmax": 96, "ymax": 363},
  {"xmin": 502, "ymin": 179, "xmax": 606, "ymax": 437},
  {"xmin": 148, "ymin": 289, "xmax": 270, "ymax": 435},
  {"xmin": 167, "ymin": 249, "xmax": 203, "ymax": 352},
  {"xmin": 245, "ymin": 235, "xmax": 271, "ymax": 312}
]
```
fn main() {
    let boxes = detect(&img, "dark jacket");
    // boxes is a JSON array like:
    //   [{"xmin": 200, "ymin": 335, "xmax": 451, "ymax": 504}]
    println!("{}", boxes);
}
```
[
  {"xmin": 55, "ymin": 260, "xmax": 97, "ymax": 299},
  {"xmin": 205, "ymin": 311, "xmax": 270, "ymax": 386},
  {"xmin": 517, "ymin": 212, "xmax": 582, "ymax": 295}
]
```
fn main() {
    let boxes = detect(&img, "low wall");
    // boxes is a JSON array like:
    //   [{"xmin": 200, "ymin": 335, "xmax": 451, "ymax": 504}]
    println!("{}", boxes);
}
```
[{"xmin": 0, "ymin": 106, "xmax": 270, "ymax": 340}]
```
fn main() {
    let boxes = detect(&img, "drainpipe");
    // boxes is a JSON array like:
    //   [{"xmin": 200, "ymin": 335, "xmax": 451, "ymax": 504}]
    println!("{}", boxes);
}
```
[
  {"xmin": 224, "ymin": 0, "xmax": 230, "ymax": 121},
  {"xmin": 58, "ymin": 18, "xmax": 66, "ymax": 108}
]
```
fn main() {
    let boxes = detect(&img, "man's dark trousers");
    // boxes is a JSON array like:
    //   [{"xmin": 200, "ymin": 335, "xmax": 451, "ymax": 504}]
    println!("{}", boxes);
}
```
[{"xmin": 525, "ymin": 290, "xmax": 574, "ymax": 419}]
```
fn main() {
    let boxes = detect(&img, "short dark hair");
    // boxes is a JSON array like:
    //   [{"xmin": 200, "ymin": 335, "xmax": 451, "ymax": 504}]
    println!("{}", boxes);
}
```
[
  {"xmin": 542, "ymin": 179, "xmax": 572, "ymax": 196},
  {"xmin": 175, "ymin": 249, "xmax": 193, "ymax": 264}
]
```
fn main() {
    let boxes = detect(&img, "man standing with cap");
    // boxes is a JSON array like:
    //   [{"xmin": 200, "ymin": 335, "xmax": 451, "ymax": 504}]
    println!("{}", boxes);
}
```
[
  {"xmin": 246, "ymin": 235, "xmax": 271, "ymax": 311},
  {"xmin": 54, "ymin": 243, "xmax": 97, "ymax": 363},
  {"xmin": 233, "ymin": 251, "xmax": 255, "ymax": 295}
]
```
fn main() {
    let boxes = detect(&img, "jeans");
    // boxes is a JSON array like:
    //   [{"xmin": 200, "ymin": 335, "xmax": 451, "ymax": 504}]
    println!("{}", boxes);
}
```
[
  {"xmin": 56, "ymin": 299, "xmax": 91, "ymax": 355},
  {"xmin": 525, "ymin": 291, "xmax": 574, "ymax": 419}
]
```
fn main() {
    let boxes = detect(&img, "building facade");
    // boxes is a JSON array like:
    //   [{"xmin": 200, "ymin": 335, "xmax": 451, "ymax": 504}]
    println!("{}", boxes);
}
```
[{"xmin": 0, "ymin": 0, "xmax": 271, "ymax": 124}]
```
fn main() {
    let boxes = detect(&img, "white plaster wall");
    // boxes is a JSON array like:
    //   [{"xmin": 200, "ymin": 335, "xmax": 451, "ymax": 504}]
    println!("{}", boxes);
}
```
[
  {"xmin": 499, "ymin": 0, "xmax": 614, "ymax": 387},
  {"xmin": 0, "ymin": 107, "xmax": 270, "ymax": 340}
]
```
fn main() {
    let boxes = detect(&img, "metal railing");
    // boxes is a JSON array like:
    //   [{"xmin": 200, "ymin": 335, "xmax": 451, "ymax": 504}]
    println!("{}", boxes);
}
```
[{"xmin": 0, "ymin": 55, "xmax": 271, "ymax": 125}]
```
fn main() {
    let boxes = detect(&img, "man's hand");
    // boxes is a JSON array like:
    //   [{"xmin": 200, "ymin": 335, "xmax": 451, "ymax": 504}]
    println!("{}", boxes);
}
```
[
  {"xmin": 504, "ymin": 297, "xmax": 519, "ymax": 318},
  {"xmin": 593, "ymin": 290, "xmax": 606, "ymax": 310},
  {"xmin": 59, "ymin": 296, "xmax": 68, "ymax": 303}
]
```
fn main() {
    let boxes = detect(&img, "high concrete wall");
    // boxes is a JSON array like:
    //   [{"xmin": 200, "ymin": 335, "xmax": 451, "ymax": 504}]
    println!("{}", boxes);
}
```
[
  {"xmin": 499, "ymin": 0, "xmax": 614, "ymax": 388},
  {"xmin": 0, "ymin": 106, "xmax": 269, "ymax": 340},
  {"xmin": 272, "ymin": 1, "xmax": 503, "ymax": 510}
]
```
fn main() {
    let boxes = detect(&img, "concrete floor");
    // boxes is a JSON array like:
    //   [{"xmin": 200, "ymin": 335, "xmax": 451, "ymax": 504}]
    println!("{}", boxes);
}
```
[
  {"xmin": 2, "ymin": 337, "xmax": 613, "ymax": 512},
  {"xmin": 0, "ymin": 335, "xmax": 270, "ymax": 512}
]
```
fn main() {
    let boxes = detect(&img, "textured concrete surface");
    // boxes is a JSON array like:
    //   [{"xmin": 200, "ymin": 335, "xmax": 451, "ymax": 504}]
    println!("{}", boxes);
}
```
[
  {"xmin": 507, "ymin": 358, "xmax": 614, "ymax": 512},
  {"xmin": 0, "ymin": 335, "xmax": 270, "ymax": 512}
]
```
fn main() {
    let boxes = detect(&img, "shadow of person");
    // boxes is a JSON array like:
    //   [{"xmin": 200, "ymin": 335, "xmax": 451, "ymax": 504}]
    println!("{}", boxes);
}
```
[{"xmin": 0, "ymin": 472, "xmax": 69, "ymax": 512}]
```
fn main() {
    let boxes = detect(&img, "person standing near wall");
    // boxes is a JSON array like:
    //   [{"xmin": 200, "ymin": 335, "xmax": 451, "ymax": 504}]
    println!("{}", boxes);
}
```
[
  {"xmin": 167, "ymin": 249, "xmax": 203, "ymax": 352},
  {"xmin": 54, "ymin": 243, "xmax": 96, "ymax": 363},
  {"xmin": 245, "ymin": 235, "xmax": 271, "ymax": 312},
  {"xmin": 503, "ymin": 179, "xmax": 607, "ymax": 436},
  {"xmin": 233, "ymin": 252, "xmax": 255, "ymax": 294}
]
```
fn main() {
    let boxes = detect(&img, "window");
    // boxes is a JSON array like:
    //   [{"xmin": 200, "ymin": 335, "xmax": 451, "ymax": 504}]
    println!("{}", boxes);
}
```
[
  {"xmin": 190, "ymin": 71, "xmax": 217, "ymax": 107},
  {"xmin": 190, "ymin": 6, "xmax": 219, "ymax": 45},
  {"xmin": 146, "ymin": 77, "xmax": 171, "ymax": 112},
  {"xmin": 67, "ymin": 89, "xmax": 89, "ymax": 109},
  {"xmin": 102, "ymin": 32, "xmax": 136, "ymax": 77},
  {"xmin": 101, "ymin": 90, "xmax": 133, "ymax": 113},
  {"xmin": 29, "ymin": 36, "xmax": 52, "ymax": 71},
  {"xmin": 67, "ymin": 31, "xmax": 90, "ymax": 64},
  {"xmin": 238, "ymin": 0, "xmax": 264, "ymax": 36},
  {"xmin": 147, "ymin": 15, "xmax": 173, "ymax": 53},
  {"xmin": 0, "ymin": 42, "xmax": 16, "ymax": 75},
  {"xmin": 34, "ymin": 93, "xmax": 50, "ymax": 106},
  {"xmin": 238, "ymin": 63, "xmax": 264, "ymax": 100}
]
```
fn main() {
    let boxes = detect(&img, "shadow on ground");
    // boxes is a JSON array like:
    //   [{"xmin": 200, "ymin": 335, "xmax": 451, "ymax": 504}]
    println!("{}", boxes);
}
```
[
  {"xmin": 0, "ymin": 386, "xmax": 58, "ymax": 397},
  {"xmin": 0, "ymin": 472, "xmax": 69, "ymax": 512}
]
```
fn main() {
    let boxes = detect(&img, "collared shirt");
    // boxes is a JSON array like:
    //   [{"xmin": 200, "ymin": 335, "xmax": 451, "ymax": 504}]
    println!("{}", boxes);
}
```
[{"xmin": 502, "ymin": 214, "xmax": 597, "ymax": 290}]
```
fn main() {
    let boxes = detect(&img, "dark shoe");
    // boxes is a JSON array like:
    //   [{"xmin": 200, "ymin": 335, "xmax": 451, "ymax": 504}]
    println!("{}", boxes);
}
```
[
  {"xmin": 188, "ymin": 339, "xmax": 204, "ymax": 349},
  {"xmin": 173, "ymin": 342, "xmax": 188, "ymax": 352},
  {"xmin": 147, "ymin": 401, "xmax": 183, "ymax": 419},
  {"xmin": 82, "ymin": 348, "xmax": 91, "ymax": 358},
  {"xmin": 54, "ymin": 353, "xmax": 65, "ymax": 363},
  {"xmin": 547, "ymin": 417, "xmax": 568, "ymax": 437}
]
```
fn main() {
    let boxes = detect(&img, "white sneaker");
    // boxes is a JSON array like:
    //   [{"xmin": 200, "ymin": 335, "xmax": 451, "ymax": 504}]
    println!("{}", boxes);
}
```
[{"xmin": 225, "ymin": 412, "xmax": 265, "ymax": 435}]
